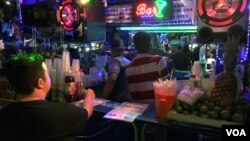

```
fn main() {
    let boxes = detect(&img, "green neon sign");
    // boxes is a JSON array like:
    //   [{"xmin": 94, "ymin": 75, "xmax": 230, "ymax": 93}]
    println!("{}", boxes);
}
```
[
  {"xmin": 134, "ymin": 0, "xmax": 172, "ymax": 21},
  {"xmin": 155, "ymin": 0, "xmax": 167, "ymax": 18}
]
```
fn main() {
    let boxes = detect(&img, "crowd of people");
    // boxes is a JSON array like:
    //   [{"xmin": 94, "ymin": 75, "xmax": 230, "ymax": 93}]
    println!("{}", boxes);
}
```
[{"xmin": 0, "ymin": 24, "xmax": 247, "ymax": 140}]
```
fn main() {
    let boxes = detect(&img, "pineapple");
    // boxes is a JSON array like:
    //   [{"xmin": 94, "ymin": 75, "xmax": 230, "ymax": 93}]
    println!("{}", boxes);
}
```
[
  {"xmin": 211, "ymin": 72, "xmax": 237, "ymax": 107},
  {"xmin": 211, "ymin": 26, "xmax": 242, "ymax": 107}
]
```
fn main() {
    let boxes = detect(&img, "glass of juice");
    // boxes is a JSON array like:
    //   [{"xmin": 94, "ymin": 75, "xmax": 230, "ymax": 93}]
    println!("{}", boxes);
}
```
[{"xmin": 155, "ymin": 92, "xmax": 176, "ymax": 118}]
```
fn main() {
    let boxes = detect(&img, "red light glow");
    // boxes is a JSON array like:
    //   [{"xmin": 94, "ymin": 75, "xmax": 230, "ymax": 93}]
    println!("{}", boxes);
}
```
[
  {"xmin": 209, "ymin": 19, "xmax": 233, "ymax": 26},
  {"xmin": 198, "ymin": 0, "xmax": 247, "ymax": 27},
  {"xmin": 197, "ymin": 0, "xmax": 204, "ymax": 16},
  {"xmin": 57, "ymin": 0, "xmax": 80, "ymax": 31},
  {"xmin": 136, "ymin": 3, "xmax": 157, "ymax": 16},
  {"xmin": 239, "ymin": 0, "xmax": 247, "ymax": 13}
]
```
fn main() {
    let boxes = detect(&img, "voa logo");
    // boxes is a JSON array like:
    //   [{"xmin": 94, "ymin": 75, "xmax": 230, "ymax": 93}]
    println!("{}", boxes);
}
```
[{"xmin": 226, "ymin": 129, "xmax": 246, "ymax": 136}]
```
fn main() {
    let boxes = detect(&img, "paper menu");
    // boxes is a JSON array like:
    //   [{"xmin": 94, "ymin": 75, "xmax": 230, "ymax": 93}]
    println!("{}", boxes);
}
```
[
  {"xmin": 93, "ymin": 98, "xmax": 110, "ymax": 106},
  {"xmin": 72, "ymin": 98, "xmax": 110, "ymax": 107},
  {"xmin": 104, "ymin": 102, "xmax": 149, "ymax": 122}
]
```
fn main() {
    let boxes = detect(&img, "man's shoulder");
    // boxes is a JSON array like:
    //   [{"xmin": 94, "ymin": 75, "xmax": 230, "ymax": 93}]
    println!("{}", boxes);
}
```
[
  {"xmin": 127, "ymin": 55, "xmax": 164, "ymax": 68},
  {"xmin": 109, "ymin": 58, "xmax": 121, "ymax": 64}
]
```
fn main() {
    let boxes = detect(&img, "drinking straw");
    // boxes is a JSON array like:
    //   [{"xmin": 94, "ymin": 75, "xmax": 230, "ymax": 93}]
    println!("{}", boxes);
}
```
[
  {"xmin": 170, "ymin": 68, "xmax": 173, "ymax": 80},
  {"xmin": 158, "ymin": 78, "xmax": 163, "ymax": 83}
]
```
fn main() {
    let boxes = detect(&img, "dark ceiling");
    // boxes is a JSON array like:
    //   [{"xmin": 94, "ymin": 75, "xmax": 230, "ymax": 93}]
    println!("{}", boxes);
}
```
[{"xmin": 0, "ymin": 0, "xmax": 17, "ymax": 22}]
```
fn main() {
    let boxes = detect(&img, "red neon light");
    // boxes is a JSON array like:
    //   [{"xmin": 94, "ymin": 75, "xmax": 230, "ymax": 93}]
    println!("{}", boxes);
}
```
[
  {"xmin": 197, "ymin": 0, "xmax": 204, "ymax": 16},
  {"xmin": 208, "ymin": 19, "xmax": 233, "ymax": 26},
  {"xmin": 239, "ymin": 0, "xmax": 247, "ymax": 13},
  {"xmin": 136, "ymin": 3, "xmax": 157, "ymax": 16},
  {"xmin": 57, "ymin": 0, "xmax": 80, "ymax": 31}
]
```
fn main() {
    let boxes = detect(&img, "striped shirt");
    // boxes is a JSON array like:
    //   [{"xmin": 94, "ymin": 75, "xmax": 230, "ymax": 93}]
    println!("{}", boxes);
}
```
[{"xmin": 126, "ymin": 54, "xmax": 169, "ymax": 100}]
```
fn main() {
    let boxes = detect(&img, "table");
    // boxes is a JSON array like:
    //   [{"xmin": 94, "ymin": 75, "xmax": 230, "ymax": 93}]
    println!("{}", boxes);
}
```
[{"xmin": 78, "ymin": 99, "xmax": 223, "ymax": 141}]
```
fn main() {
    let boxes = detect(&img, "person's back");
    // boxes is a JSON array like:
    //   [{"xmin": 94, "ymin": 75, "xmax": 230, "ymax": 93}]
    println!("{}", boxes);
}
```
[
  {"xmin": 0, "ymin": 53, "xmax": 95, "ymax": 141},
  {"xmin": 126, "ymin": 32, "xmax": 169, "ymax": 100},
  {"xmin": 0, "ymin": 101, "xmax": 87, "ymax": 141},
  {"xmin": 172, "ymin": 52, "xmax": 191, "ymax": 71},
  {"xmin": 170, "ymin": 41, "xmax": 191, "ymax": 71}
]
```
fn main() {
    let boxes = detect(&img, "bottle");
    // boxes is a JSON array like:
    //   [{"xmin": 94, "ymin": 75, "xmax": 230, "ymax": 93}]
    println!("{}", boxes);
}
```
[
  {"xmin": 64, "ymin": 69, "xmax": 76, "ymax": 102},
  {"xmin": 76, "ymin": 69, "xmax": 85, "ymax": 100},
  {"xmin": 199, "ymin": 55, "xmax": 207, "ymax": 77},
  {"xmin": 201, "ymin": 74, "xmax": 212, "ymax": 97}
]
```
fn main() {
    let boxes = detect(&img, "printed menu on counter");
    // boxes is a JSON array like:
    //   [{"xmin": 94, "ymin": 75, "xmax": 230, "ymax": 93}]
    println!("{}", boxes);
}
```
[
  {"xmin": 72, "ymin": 98, "xmax": 110, "ymax": 107},
  {"xmin": 104, "ymin": 102, "xmax": 149, "ymax": 122}
]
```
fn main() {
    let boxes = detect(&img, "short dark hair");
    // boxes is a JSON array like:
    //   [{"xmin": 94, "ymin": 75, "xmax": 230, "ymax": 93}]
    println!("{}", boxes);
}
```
[
  {"xmin": 111, "ymin": 39, "xmax": 125, "ymax": 50},
  {"xmin": 3, "ymin": 53, "xmax": 45, "ymax": 95},
  {"xmin": 133, "ymin": 31, "xmax": 151, "ymax": 52},
  {"xmin": 227, "ymin": 25, "xmax": 244, "ymax": 39},
  {"xmin": 112, "ymin": 29, "xmax": 120, "ymax": 39}
]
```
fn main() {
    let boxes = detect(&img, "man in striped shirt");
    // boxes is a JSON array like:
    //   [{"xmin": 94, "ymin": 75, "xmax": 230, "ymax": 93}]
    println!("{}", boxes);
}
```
[{"xmin": 126, "ymin": 31, "xmax": 169, "ymax": 100}]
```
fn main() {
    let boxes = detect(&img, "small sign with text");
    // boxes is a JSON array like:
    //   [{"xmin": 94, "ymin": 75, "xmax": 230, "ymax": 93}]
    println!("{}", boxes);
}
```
[{"xmin": 222, "ymin": 125, "xmax": 249, "ymax": 141}]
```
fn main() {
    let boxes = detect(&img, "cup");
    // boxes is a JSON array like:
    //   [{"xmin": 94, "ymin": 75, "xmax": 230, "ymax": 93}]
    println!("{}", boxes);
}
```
[
  {"xmin": 154, "ymin": 91, "xmax": 176, "ymax": 118},
  {"xmin": 45, "ymin": 59, "xmax": 52, "ymax": 75},
  {"xmin": 192, "ymin": 61, "xmax": 201, "ymax": 80}
]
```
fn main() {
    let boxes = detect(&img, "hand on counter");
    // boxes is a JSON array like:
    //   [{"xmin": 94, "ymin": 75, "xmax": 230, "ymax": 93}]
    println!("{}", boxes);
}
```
[
  {"xmin": 84, "ymin": 89, "xmax": 96, "ymax": 100},
  {"xmin": 81, "ymin": 89, "xmax": 96, "ymax": 118}
]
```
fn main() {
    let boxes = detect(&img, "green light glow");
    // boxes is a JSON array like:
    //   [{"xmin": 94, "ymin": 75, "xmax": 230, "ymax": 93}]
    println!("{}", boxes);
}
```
[
  {"xmin": 28, "ymin": 56, "xmax": 35, "ymax": 62},
  {"xmin": 146, "ymin": 30, "xmax": 197, "ymax": 33},
  {"xmin": 155, "ymin": 0, "xmax": 167, "ymax": 18},
  {"xmin": 10, "ymin": 53, "xmax": 44, "ymax": 63},
  {"xmin": 119, "ymin": 26, "xmax": 197, "ymax": 31}
]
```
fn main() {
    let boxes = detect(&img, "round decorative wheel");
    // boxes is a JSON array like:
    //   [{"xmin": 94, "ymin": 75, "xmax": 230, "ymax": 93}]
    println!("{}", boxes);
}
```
[
  {"xmin": 197, "ymin": 0, "xmax": 247, "ymax": 27},
  {"xmin": 57, "ymin": 0, "xmax": 81, "ymax": 31}
]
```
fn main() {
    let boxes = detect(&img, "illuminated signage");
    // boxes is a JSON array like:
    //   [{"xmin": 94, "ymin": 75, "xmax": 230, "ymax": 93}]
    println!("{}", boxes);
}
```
[{"xmin": 134, "ymin": 0, "xmax": 172, "ymax": 22}]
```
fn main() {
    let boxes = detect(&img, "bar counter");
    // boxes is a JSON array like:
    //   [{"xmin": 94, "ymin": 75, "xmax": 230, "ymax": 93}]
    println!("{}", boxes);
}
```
[
  {"xmin": 1, "ymin": 81, "xmax": 249, "ymax": 141},
  {"xmin": 73, "ymin": 98, "xmax": 223, "ymax": 141}
]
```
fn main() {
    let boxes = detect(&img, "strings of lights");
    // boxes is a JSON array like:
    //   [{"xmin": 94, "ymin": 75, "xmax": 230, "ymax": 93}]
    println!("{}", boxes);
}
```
[{"xmin": 140, "ymin": 19, "xmax": 193, "ymax": 26}]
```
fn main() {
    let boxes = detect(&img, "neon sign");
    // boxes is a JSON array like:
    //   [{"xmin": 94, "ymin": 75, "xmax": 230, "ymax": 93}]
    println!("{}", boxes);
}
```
[
  {"xmin": 134, "ymin": 0, "xmax": 172, "ymax": 22},
  {"xmin": 155, "ymin": 0, "xmax": 167, "ymax": 18},
  {"xmin": 136, "ymin": 4, "xmax": 157, "ymax": 17}
]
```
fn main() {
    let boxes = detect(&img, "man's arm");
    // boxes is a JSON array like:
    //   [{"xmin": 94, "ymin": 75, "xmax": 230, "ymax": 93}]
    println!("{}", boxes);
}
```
[
  {"xmin": 158, "ymin": 57, "xmax": 170, "ymax": 79},
  {"xmin": 103, "ymin": 60, "xmax": 120, "ymax": 98},
  {"xmin": 103, "ymin": 77, "xmax": 117, "ymax": 98},
  {"xmin": 81, "ymin": 89, "xmax": 95, "ymax": 119}
]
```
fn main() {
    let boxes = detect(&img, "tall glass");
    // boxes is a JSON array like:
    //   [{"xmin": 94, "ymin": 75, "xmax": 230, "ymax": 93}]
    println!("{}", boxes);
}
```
[{"xmin": 154, "ymin": 80, "xmax": 176, "ymax": 118}]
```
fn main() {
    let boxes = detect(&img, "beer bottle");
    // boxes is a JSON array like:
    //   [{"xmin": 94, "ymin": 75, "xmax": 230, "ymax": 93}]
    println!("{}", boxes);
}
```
[{"xmin": 64, "ymin": 69, "xmax": 76, "ymax": 102}]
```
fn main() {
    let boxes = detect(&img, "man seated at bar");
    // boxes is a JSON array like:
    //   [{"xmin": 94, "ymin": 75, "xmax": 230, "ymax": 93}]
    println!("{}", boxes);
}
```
[
  {"xmin": 103, "ymin": 38, "xmax": 131, "ymax": 101},
  {"xmin": 126, "ymin": 31, "xmax": 169, "ymax": 100},
  {"xmin": 0, "ymin": 53, "xmax": 95, "ymax": 141}
]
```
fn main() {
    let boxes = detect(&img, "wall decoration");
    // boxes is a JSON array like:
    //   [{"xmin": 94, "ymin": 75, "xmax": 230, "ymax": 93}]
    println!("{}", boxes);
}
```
[
  {"xmin": 105, "ymin": 5, "xmax": 133, "ymax": 23},
  {"xmin": 198, "ymin": 0, "xmax": 247, "ymax": 27},
  {"xmin": 57, "ymin": 0, "xmax": 81, "ymax": 31}
]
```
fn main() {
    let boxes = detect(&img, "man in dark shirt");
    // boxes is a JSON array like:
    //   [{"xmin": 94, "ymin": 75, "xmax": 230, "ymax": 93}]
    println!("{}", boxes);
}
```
[
  {"xmin": 103, "ymin": 38, "xmax": 131, "ymax": 101},
  {"xmin": 170, "ymin": 40, "xmax": 192, "ymax": 71},
  {"xmin": 0, "ymin": 53, "xmax": 95, "ymax": 141}
]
